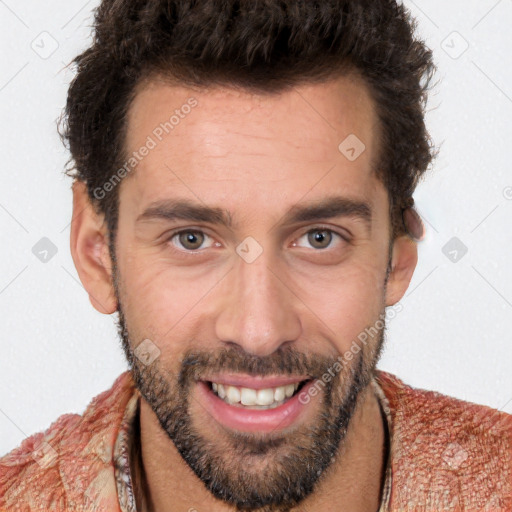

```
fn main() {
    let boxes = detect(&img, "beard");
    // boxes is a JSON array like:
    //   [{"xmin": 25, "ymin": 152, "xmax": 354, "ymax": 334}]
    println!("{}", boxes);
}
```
[
  {"xmin": 112, "ymin": 256, "xmax": 390, "ymax": 512},
  {"xmin": 115, "ymin": 314, "xmax": 386, "ymax": 511}
]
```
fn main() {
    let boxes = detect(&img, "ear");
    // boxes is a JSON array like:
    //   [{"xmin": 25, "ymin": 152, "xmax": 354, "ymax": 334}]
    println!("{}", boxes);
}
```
[
  {"xmin": 70, "ymin": 181, "xmax": 118, "ymax": 314},
  {"xmin": 385, "ymin": 235, "xmax": 418, "ymax": 307}
]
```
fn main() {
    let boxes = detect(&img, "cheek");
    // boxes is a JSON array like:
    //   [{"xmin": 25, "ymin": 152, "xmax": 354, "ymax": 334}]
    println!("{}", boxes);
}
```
[
  {"xmin": 299, "ymin": 256, "xmax": 387, "ymax": 354},
  {"xmin": 117, "ymin": 251, "xmax": 222, "ymax": 348}
]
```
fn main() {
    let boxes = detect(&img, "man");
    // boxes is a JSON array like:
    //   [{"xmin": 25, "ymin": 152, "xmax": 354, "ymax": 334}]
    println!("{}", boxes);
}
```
[{"xmin": 1, "ymin": 1, "xmax": 510, "ymax": 511}]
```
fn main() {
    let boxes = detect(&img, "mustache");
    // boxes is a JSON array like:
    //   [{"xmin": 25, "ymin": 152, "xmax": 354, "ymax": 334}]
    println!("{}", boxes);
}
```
[{"xmin": 177, "ymin": 344, "xmax": 343, "ymax": 388}]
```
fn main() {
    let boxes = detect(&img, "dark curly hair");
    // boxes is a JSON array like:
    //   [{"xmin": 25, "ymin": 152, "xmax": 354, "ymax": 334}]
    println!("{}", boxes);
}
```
[{"xmin": 59, "ymin": 0, "xmax": 436, "ymax": 255}]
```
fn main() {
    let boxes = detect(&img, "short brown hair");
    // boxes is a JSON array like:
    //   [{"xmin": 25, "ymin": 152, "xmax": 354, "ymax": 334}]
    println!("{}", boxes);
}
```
[{"xmin": 59, "ymin": 0, "xmax": 436, "ymax": 251}]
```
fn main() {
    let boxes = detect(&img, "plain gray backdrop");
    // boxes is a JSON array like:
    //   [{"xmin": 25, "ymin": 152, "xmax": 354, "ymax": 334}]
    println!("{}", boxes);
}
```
[{"xmin": 1, "ymin": 0, "xmax": 511, "ymax": 456}]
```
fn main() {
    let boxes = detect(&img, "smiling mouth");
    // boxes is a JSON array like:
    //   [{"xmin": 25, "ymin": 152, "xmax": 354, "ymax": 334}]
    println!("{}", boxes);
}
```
[{"xmin": 206, "ymin": 379, "xmax": 311, "ymax": 410}]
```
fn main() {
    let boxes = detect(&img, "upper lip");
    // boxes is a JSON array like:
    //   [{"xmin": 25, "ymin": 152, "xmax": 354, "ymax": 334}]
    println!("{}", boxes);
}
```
[{"xmin": 202, "ymin": 374, "xmax": 311, "ymax": 390}]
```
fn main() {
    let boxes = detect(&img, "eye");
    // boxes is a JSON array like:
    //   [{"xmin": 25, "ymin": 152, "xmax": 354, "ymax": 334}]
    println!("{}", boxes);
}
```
[
  {"xmin": 293, "ymin": 228, "xmax": 348, "ymax": 250},
  {"xmin": 169, "ymin": 230, "xmax": 215, "ymax": 251}
]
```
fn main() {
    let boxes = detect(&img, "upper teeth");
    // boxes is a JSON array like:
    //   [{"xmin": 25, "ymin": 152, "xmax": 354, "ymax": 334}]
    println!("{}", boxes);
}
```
[{"xmin": 211, "ymin": 382, "xmax": 300, "ymax": 408}]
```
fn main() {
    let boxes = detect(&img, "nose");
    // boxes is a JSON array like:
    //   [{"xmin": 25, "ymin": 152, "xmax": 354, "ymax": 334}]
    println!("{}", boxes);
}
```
[{"xmin": 214, "ymin": 251, "xmax": 303, "ymax": 357}]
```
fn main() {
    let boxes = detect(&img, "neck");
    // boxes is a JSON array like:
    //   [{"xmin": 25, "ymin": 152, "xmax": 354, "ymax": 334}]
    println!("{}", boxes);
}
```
[{"xmin": 132, "ymin": 382, "xmax": 387, "ymax": 512}]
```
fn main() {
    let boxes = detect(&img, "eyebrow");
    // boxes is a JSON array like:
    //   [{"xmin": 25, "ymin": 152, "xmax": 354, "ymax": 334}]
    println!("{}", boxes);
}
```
[
  {"xmin": 281, "ymin": 196, "xmax": 372, "ymax": 230},
  {"xmin": 136, "ymin": 195, "xmax": 372, "ymax": 232},
  {"xmin": 137, "ymin": 200, "xmax": 233, "ymax": 227}
]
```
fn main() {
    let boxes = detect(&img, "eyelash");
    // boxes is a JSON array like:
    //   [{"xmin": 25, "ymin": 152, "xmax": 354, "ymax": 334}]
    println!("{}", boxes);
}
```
[{"xmin": 166, "ymin": 225, "xmax": 351, "ymax": 252}]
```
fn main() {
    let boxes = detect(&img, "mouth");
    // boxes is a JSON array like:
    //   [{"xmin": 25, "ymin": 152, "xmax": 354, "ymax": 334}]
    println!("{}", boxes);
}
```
[
  {"xmin": 196, "ymin": 376, "xmax": 316, "ymax": 433},
  {"xmin": 207, "ymin": 379, "xmax": 310, "ymax": 409}
]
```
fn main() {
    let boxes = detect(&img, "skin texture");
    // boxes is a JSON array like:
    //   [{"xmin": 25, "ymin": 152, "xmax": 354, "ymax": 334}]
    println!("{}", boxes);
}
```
[{"xmin": 70, "ymin": 73, "xmax": 418, "ymax": 512}]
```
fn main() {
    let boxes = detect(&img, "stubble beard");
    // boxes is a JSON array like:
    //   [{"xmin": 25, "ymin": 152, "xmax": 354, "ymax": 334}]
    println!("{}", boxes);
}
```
[{"xmin": 112, "ymin": 259, "xmax": 388, "ymax": 511}]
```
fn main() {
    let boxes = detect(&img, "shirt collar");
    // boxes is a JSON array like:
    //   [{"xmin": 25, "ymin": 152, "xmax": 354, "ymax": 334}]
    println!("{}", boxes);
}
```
[{"xmin": 114, "ymin": 389, "xmax": 140, "ymax": 512}]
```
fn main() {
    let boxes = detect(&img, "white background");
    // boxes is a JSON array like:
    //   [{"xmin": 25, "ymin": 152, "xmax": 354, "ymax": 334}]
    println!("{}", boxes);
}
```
[{"xmin": 1, "ymin": 0, "xmax": 511, "ymax": 456}]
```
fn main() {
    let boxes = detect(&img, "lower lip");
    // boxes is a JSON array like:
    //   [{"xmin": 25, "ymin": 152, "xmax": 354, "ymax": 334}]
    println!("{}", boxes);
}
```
[{"xmin": 196, "ymin": 380, "xmax": 316, "ymax": 433}]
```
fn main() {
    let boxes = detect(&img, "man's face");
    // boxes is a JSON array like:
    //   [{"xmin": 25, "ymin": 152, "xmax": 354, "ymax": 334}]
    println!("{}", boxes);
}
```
[{"xmin": 113, "ymin": 74, "xmax": 392, "ymax": 510}]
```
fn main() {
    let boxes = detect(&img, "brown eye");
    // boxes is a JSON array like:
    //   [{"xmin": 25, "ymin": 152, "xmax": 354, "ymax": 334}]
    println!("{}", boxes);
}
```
[
  {"xmin": 307, "ymin": 229, "xmax": 333, "ymax": 249},
  {"xmin": 176, "ymin": 230, "xmax": 206, "ymax": 250}
]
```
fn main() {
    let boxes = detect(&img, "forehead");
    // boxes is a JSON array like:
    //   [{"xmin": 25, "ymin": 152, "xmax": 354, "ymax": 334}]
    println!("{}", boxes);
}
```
[{"xmin": 121, "ymin": 73, "xmax": 385, "ymax": 222}]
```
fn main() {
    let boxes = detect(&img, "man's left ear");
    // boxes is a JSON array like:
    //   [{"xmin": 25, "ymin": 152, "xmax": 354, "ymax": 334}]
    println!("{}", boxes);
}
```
[{"xmin": 385, "ymin": 235, "xmax": 418, "ymax": 306}]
